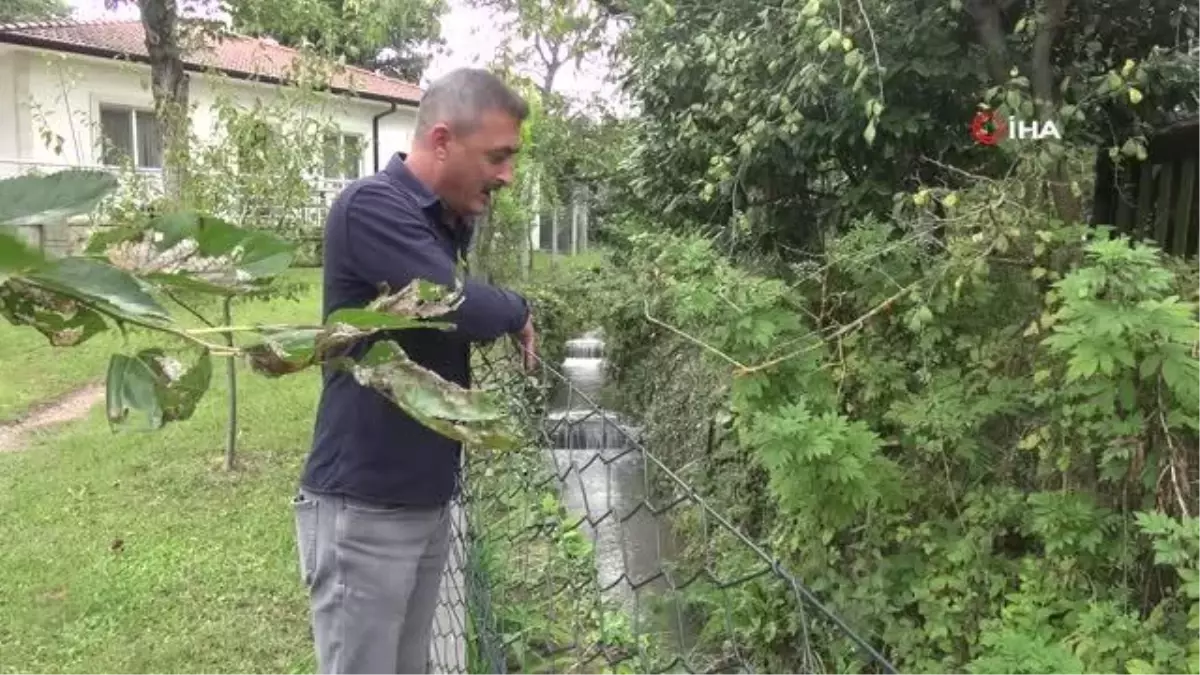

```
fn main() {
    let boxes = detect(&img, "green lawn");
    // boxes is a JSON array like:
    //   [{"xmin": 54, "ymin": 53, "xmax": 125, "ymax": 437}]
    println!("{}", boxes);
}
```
[
  {"xmin": 530, "ymin": 249, "xmax": 605, "ymax": 274},
  {"xmin": 0, "ymin": 269, "xmax": 324, "ymax": 673},
  {"xmin": 0, "ymin": 323, "xmax": 121, "ymax": 423}
]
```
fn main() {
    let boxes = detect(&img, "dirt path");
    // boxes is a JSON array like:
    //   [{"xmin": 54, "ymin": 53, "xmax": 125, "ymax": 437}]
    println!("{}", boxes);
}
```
[{"xmin": 0, "ymin": 384, "xmax": 106, "ymax": 452}]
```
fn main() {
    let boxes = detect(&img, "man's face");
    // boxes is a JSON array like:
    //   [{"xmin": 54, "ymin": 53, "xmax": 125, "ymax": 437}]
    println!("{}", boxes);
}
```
[{"xmin": 435, "ymin": 109, "xmax": 522, "ymax": 218}]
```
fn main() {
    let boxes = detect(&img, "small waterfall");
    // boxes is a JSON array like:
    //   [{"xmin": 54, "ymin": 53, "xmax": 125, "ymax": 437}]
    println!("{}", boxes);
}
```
[
  {"xmin": 564, "ymin": 335, "xmax": 605, "ymax": 360},
  {"xmin": 545, "ymin": 332, "xmax": 670, "ymax": 618}
]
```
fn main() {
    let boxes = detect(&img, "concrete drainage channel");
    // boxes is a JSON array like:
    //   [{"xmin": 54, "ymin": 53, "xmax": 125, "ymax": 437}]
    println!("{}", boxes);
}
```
[{"xmin": 0, "ymin": 384, "xmax": 105, "ymax": 452}]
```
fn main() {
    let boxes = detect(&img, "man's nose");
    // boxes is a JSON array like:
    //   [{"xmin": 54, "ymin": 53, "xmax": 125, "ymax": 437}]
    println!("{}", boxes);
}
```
[{"xmin": 495, "ymin": 161, "xmax": 515, "ymax": 186}]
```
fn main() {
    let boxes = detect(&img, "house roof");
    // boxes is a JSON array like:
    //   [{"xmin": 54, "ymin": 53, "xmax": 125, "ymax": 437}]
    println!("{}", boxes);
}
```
[{"xmin": 0, "ymin": 19, "xmax": 422, "ymax": 105}]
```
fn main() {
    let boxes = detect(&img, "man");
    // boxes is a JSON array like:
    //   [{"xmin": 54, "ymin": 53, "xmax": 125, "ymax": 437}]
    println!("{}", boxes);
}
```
[{"xmin": 292, "ymin": 68, "xmax": 537, "ymax": 674}]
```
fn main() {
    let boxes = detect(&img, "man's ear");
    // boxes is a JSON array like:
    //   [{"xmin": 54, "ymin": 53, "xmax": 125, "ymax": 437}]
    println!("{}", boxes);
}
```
[{"xmin": 429, "ymin": 122, "xmax": 453, "ymax": 160}]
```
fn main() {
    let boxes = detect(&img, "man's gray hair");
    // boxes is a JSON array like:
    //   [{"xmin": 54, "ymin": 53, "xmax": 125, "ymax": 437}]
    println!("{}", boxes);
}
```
[{"xmin": 414, "ymin": 68, "xmax": 529, "ymax": 136}]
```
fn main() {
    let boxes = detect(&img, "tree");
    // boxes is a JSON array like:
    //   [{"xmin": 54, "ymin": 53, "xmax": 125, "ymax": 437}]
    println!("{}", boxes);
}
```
[
  {"xmin": 0, "ymin": 0, "xmax": 70, "ymax": 22},
  {"xmin": 102, "ymin": 0, "xmax": 196, "ymax": 201},
  {"xmin": 476, "ymin": 0, "xmax": 613, "ymax": 98},
  {"xmin": 226, "ymin": 0, "xmax": 447, "ymax": 82},
  {"xmin": 140, "ymin": 0, "xmax": 191, "ymax": 202},
  {"xmin": 612, "ymin": 0, "xmax": 1199, "ymax": 255}
]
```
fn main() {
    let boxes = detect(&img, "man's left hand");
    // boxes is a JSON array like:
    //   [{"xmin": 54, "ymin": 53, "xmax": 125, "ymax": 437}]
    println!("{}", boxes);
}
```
[{"xmin": 514, "ymin": 314, "xmax": 538, "ymax": 372}]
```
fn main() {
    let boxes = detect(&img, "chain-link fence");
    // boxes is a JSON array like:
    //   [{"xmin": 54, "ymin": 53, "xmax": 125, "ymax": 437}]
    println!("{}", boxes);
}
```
[{"xmin": 430, "ymin": 341, "xmax": 896, "ymax": 674}]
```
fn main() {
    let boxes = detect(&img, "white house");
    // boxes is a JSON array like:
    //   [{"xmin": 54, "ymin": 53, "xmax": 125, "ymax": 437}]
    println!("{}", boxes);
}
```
[{"xmin": 0, "ymin": 18, "xmax": 423, "ymax": 250}]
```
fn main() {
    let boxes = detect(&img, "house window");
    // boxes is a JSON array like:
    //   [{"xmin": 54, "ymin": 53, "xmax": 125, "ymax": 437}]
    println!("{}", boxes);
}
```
[
  {"xmin": 99, "ymin": 105, "xmax": 163, "ymax": 169},
  {"xmin": 323, "ymin": 133, "xmax": 363, "ymax": 180}
]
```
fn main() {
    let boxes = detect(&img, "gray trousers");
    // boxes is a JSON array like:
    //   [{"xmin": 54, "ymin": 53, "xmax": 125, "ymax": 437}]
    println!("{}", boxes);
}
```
[{"xmin": 293, "ymin": 488, "xmax": 451, "ymax": 674}]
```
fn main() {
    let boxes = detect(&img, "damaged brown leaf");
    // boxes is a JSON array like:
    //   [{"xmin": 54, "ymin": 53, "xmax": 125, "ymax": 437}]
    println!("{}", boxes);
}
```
[
  {"xmin": 243, "ymin": 326, "xmax": 361, "ymax": 377},
  {"xmin": 95, "ymin": 211, "xmax": 295, "ymax": 295},
  {"xmin": 335, "ymin": 341, "xmax": 520, "ymax": 450},
  {"xmin": 367, "ymin": 278, "xmax": 464, "ymax": 319},
  {"xmin": 245, "ymin": 295, "xmax": 457, "ymax": 378},
  {"xmin": 106, "ymin": 348, "xmax": 212, "ymax": 429},
  {"xmin": 0, "ymin": 278, "xmax": 108, "ymax": 346}
]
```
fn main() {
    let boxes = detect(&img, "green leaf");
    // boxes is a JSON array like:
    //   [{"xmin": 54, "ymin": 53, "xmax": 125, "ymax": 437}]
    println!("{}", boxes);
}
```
[
  {"xmin": 0, "ymin": 278, "xmax": 108, "ymax": 346},
  {"xmin": 417, "ymin": 415, "xmax": 523, "ymax": 452},
  {"xmin": 243, "ymin": 273, "xmax": 463, "ymax": 374},
  {"xmin": 1118, "ymin": 376, "xmax": 1137, "ymax": 410},
  {"xmin": 0, "ymin": 230, "xmax": 48, "ymax": 283},
  {"xmin": 106, "ymin": 349, "xmax": 213, "ymax": 429},
  {"xmin": 243, "ymin": 299, "xmax": 455, "ymax": 378},
  {"xmin": 326, "ymin": 307, "xmax": 454, "ymax": 331},
  {"xmin": 106, "ymin": 353, "xmax": 165, "ymax": 429},
  {"xmin": 141, "ymin": 271, "xmax": 242, "ymax": 297},
  {"xmin": 0, "ymin": 170, "xmax": 118, "ymax": 226},
  {"xmin": 25, "ymin": 257, "xmax": 171, "ymax": 322},
  {"xmin": 1126, "ymin": 658, "xmax": 1157, "ymax": 675},
  {"xmin": 83, "ymin": 223, "xmax": 145, "ymax": 255},
  {"xmin": 1004, "ymin": 89, "xmax": 1021, "ymax": 111}
]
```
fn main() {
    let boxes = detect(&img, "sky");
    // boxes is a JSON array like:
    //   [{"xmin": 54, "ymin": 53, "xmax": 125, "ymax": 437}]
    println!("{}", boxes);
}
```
[{"xmin": 67, "ymin": 0, "xmax": 617, "ymax": 103}]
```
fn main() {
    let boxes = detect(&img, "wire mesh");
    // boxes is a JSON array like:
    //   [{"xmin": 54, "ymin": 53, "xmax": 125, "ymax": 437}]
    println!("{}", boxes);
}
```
[{"xmin": 429, "ymin": 336, "xmax": 896, "ymax": 675}]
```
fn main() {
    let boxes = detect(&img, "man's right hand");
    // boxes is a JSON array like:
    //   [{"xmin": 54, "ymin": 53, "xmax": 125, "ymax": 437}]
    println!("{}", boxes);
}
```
[{"xmin": 514, "ymin": 314, "xmax": 538, "ymax": 372}]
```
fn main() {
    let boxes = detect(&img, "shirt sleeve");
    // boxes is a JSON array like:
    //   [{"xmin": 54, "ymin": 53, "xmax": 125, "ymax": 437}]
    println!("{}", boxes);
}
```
[{"xmin": 342, "ymin": 182, "xmax": 529, "ymax": 342}]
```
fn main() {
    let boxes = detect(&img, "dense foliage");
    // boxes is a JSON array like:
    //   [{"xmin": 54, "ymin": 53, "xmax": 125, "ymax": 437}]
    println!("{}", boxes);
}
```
[
  {"xmin": 0, "ymin": 0, "xmax": 70, "ymax": 22},
  {"xmin": 610, "ymin": 0, "xmax": 1198, "ymax": 254},
  {"xmin": 542, "ymin": 161, "xmax": 1198, "ymax": 671},
  {"xmin": 491, "ymin": 0, "xmax": 1200, "ymax": 670},
  {"xmin": 226, "ymin": 0, "xmax": 447, "ymax": 81}
]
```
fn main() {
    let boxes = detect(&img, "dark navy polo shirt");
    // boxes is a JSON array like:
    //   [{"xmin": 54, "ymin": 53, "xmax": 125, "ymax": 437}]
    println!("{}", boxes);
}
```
[{"xmin": 301, "ymin": 153, "xmax": 529, "ymax": 507}]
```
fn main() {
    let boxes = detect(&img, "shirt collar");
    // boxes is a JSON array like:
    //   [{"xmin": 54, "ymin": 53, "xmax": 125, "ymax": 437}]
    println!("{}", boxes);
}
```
[
  {"xmin": 381, "ymin": 152, "xmax": 474, "ymax": 251},
  {"xmin": 383, "ymin": 152, "xmax": 439, "ymax": 210}
]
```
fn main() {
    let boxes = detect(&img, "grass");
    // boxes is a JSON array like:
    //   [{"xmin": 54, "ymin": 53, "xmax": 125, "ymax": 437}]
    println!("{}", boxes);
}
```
[
  {"xmin": 0, "ymin": 324, "xmax": 123, "ymax": 423},
  {"xmin": 0, "ymin": 268, "xmax": 324, "ymax": 673},
  {"xmin": 530, "ymin": 249, "xmax": 606, "ymax": 274}
]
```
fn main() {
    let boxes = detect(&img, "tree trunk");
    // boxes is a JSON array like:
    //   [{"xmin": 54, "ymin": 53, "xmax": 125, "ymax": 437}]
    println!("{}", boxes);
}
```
[
  {"xmin": 967, "ymin": 0, "xmax": 1012, "ymax": 85},
  {"xmin": 222, "ymin": 296, "xmax": 238, "ymax": 471},
  {"xmin": 570, "ymin": 189, "xmax": 579, "ymax": 256},
  {"xmin": 550, "ymin": 207, "xmax": 559, "ymax": 267},
  {"xmin": 137, "ymin": 0, "xmax": 189, "ymax": 201},
  {"xmin": 1031, "ymin": 0, "xmax": 1081, "ymax": 223},
  {"xmin": 526, "ymin": 176, "xmax": 541, "ymax": 277}
]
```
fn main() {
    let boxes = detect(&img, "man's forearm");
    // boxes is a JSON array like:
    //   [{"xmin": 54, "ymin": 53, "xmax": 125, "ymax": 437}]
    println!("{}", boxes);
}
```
[{"xmin": 447, "ymin": 279, "xmax": 529, "ymax": 342}]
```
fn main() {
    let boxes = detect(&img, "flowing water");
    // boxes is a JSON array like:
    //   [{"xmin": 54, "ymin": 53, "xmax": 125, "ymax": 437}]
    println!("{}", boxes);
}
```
[{"xmin": 544, "ymin": 332, "xmax": 677, "ymax": 616}]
